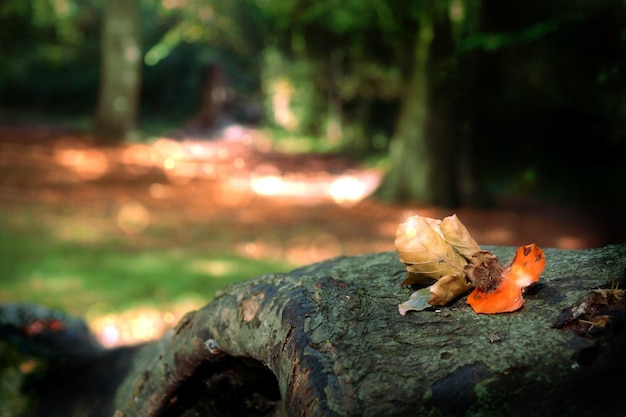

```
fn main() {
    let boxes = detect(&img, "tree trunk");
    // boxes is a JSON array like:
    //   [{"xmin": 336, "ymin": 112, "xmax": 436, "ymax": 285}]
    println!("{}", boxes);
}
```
[
  {"xmin": 375, "ymin": 9, "xmax": 434, "ymax": 203},
  {"xmin": 4, "ymin": 245, "xmax": 626, "ymax": 417},
  {"xmin": 376, "ymin": 2, "xmax": 484, "ymax": 208},
  {"xmin": 184, "ymin": 63, "xmax": 236, "ymax": 135},
  {"xmin": 93, "ymin": 0, "xmax": 141, "ymax": 141},
  {"xmin": 424, "ymin": 12, "xmax": 460, "ymax": 207}
]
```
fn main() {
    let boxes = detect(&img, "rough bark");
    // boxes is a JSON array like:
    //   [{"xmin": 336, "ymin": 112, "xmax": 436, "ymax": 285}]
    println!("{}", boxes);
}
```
[
  {"xmin": 113, "ymin": 244, "xmax": 626, "ymax": 417},
  {"xmin": 3, "ymin": 245, "xmax": 626, "ymax": 417}
]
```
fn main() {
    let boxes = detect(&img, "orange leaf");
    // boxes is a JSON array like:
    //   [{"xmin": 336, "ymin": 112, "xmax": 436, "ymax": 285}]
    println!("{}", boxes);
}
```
[
  {"xmin": 467, "ymin": 277, "xmax": 524, "ymax": 314},
  {"xmin": 467, "ymin": 244, "xmax": 545, "ymax": 314},
  {"xmin": 504, "ymin": 243, "xmax": 545, "ymax": 287}
]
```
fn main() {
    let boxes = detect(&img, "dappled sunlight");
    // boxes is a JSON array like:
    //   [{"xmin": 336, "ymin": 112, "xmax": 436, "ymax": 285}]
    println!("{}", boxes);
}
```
[
  {"xmin": 86, "ymin": 297, "xmax": 205, "ymax": 348},
  {"xmin": 328, "ymin": 172, "xmax": 379, "ymax": 206},
  {"xmin": 152, "ymin": 138, "xmax": 186, "ymax": 162},
  {"xmin": 0, "ymin": 126, "xmax": 619, "ymax": 355},
  {"xmin": 250, "ymin": 174, "xmax": 286, "ymax": 196},
  {"xmin": 48, "ymin": 134, "xmax": 384, "ymax": 207},
  {"xmin": 236, "ymin": 233, "xmax": 344, "ymax": 266},
  {"xmin": 116, "ymin": 201, "xmax": 151, "ymax": 235},
  {"xmin": 163, "ymin": 160, "xmax": 200, "ymax": 185},
  {"xmin": 235, "ymin": 237, "xmax": 285, "ymax": 261},
  {"xmin": 222, "ymin": 125, "xmax": 255, "ymax": 144},
  {"xmin": 188, "ymin": 259, "xmax": 240, "ymax": 277},
  {"xmin": 250, "ymin": 163, "xmax": 285, "ymax": 195},
  {"xmin": 122, "ymin": 143, "xmax": 157, "ymax": 175},
  {"xmin": 328, "ymin": 175, "xmax": 366, "ymax": 205},
  {"xmin": 149, "ymin": 182, "xmax": 168, "ymax": 198},
  {"xmin": 54, "ymin": 147, "xmax": 109, "ymax": 180},
  {"xmin": 247, "ymin": 169, "xmax": 380, "ymax": 204},
  {"xmin": 269, "ymin": 78, "xmax": 298, "ymax": 131}
]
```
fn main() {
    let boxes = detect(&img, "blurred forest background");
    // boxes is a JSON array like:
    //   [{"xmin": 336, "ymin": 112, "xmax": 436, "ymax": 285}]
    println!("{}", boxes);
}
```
[
  {"xmin": 1, "ymin": 0, "xmax": 626, "ymax": 353},
  {"xmin": 1, "ymin": 0, "xmax": 625, "ymax": 205}
]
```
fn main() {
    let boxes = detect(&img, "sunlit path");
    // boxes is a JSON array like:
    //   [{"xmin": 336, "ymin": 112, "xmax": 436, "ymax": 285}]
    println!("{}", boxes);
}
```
[{"xmin": 0, "ymin": 126, "xmax": 619, "ymax": 347}]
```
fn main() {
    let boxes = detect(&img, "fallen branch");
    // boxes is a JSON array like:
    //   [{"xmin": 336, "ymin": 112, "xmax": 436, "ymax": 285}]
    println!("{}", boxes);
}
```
[{"xmin": 3, "ymin": 245, "xmax": 626, "ymax": 417}]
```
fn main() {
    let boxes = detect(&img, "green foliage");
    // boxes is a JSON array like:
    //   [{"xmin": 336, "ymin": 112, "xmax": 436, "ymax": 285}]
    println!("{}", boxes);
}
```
[
  {"xmin": 261, "ymin": 47, "xmax": 326, "ymax": 135},
  {"xmin": 458, "ymin": 15, "xmax": 572, "ymax": 52},
  {"xmin": 0, "ymin": 0, "xmax": 99, "ymax": 112},
  {"xmin": 145, "ymin": 0, "xmax": 265, "ymax": 65}
]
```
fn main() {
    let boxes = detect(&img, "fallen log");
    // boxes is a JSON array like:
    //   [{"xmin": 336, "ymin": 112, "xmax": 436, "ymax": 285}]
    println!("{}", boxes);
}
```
[
  {"xmin": 3, "ymin": 245, "xmax": 626, "ymax": 417},
  {"xmin": 113, "ymin": 244, "xmax": 626, "ymax": 417}
]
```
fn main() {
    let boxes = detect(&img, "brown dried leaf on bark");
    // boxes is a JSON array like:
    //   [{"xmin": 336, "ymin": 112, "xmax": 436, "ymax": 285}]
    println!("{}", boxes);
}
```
[
  {"xmin": 396, "ymin": 214, "xmax": 477, "ymax": 314},
  {"xmin": 439, "ymin": 214, "xmax": 481, "ymax": 259},
  {"xmin": 395, "ymin": 215, "xmax": 547, "ymax": 315},
  {"xmin": 395, "ymin": 215, "xmax": 467, "ymax": 284}
]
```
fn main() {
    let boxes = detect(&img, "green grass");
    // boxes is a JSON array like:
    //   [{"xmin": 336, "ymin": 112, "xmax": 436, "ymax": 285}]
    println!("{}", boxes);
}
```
[{"xmin": 0, "ymin": 212, "xmax": 292, "ymax": 318}]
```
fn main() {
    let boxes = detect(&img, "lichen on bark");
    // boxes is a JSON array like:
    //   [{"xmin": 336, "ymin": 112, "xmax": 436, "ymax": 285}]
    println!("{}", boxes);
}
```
[
  {"xmin": 110, "ymin": 244, "xmax": 626, "ymax": 417},
  {"xmin": 4, "ymin": 245, "xmax": 626, "ymax": 417}
]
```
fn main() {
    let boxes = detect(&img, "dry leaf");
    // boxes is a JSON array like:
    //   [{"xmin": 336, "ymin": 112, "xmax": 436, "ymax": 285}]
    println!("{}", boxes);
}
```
[
  {"xmin": 398, "ymin": 274, "xmax": 474, "ymax": 315},
  {"xmin": 439, "ymin": 214, "xmax": 481, "ymax": 260},
  {"xmin": 429, "ymin": 274, "xmax": 473, "ymax": 306},
  {"xmin": 395, "ymin": 215, "xmax": 467, "ymax": 284},
  {"xmin": 395, "ymin": 214, "xmax": 477, "ymax": 312},
  {"xmin": 395, "ymin": 214, "xmax": 546, "ymax": 315}
]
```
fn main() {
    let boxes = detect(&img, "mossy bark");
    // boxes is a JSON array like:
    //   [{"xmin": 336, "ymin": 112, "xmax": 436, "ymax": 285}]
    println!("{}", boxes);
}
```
[
  {"xmin": 111, "ymin": 244, "xmax": 626, "ymax": 417},
  {"xmin": 3, "ymin": 245, "xmax": 626, "ymax": 416}
]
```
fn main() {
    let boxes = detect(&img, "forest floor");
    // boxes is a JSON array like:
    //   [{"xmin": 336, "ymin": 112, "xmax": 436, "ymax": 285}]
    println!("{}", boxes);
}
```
[{"xmin": 0, "ymin": 123, "xmax": 624, "ymax": 346}]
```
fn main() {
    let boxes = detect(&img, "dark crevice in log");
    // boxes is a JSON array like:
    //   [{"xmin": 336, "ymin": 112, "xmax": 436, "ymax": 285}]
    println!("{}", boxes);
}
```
[{"xmin": 158, "ymin": 356, "xmax": 282, "ymax": 417}]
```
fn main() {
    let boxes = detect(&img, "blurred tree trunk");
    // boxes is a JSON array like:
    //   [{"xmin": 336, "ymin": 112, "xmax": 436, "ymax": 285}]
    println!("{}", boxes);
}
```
[
  {"xmin": 424, "ymin": 10, "xmax": 460, "ymax": 207},
  {"xmin": 450, "ymin": 0, "xmax": 488, "ymax": 207},
  {"xmin": 184, "ymin": 63, "xmax": 236, "ymax": 134},
  {"xmin": 375, "ymin": 7, "xmax": 436, "ymax": 204},
  {"xmin": 93, "ymin": 0, "xmax": 141, "ymax": 141},
  {"xmin": 376, "ymin": 2, "xmax": 480, "ymax": 207}
]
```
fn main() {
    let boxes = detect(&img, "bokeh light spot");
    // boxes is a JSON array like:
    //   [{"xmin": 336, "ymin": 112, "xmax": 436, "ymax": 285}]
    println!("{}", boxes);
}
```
[
  {"xmin": 54, "ymin": 148, "xmax": 109, "ymax": 180},
  {"xmin": 250, "ymin": 164, "xmax": 285, "ymax": 196},
  {"xmin": 149, "ymin": 183, "xmax": 166, "ymax": 198},
  {"xmin": 233, "ymin": 157, "xmax": 245, "ymax": 169},
  {"xmin": 217, "ymin": 148, "xmax": 229, "ymax": 159},
  {"xmin": 328, "ymin": 175, "xmax": 367, "ymax": 205},
  {"xmin": 116, "ymin": 201, "xmax": 150, "ymax": 234},
  {"xmin": 188, "ymin": 259, "xmax": 238, "ymax": 277}
]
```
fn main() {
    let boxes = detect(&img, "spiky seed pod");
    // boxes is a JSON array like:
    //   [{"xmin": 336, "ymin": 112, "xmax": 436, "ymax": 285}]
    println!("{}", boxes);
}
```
[{"xmin": 464, "ymin": 251, "xmax": 504, "ymax": 293}]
